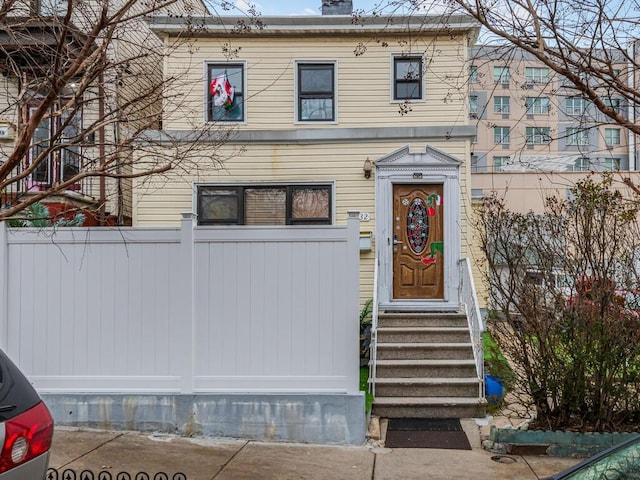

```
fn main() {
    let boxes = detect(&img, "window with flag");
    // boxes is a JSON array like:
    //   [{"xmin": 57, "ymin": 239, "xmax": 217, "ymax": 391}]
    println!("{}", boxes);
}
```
[
  {"xmin": 297, "ymin": 62, "xmax": 336, "ymax": 121},
  {"xmin": 197, "ymin": 184, "xmax": 332, "ymax": 225},
  {"xmin": 207, "ymin": 63, "xmax": 244, "ymax": 122}
]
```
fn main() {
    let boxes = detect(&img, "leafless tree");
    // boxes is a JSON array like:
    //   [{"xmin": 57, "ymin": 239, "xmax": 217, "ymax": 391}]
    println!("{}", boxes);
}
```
[
  {"xmin": 0, "ymin": 0, "xmax": 254, "ymax": 224},
  {"xmin": 366, "ymin": 0, "xmax": 639, "ymax": 133}
]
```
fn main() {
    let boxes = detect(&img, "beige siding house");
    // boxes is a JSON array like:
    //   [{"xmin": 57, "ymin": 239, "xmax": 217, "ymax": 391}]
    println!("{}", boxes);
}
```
[
  {"xmin": 141, "ymin": 3, "xmax": 488, "ymax": 419},
  {"xmin": 141, "ymin": 8, "xmax": 480, "ymax": 306}
]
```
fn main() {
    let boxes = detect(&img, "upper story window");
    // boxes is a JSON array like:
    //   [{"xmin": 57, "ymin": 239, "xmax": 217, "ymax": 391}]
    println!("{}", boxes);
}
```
[
  {"xmin": 525, "ymin": 67, "xmax": 550, "ymax": 84},
  {"xmin": 604, "ymin": 128, "xmax": 621, "ymax": 147},
  {"xmin": 494, "ymin": 126, "xmax": 510, "ymax": 144},
  {"xmin": 469, "ymin": 95, "xmax": 478, "ymax": 117},
  {"xmin": 197, "ymin": 184, "xmax": 332, "ymax": 225},
  {"xmin": 208, "ymin": 63, "xmax": 245, "ymax": 123},
  {"xmin": 604, "ymin": 97, "xmax": 622, "ymax": 115},
  {"xmin": 526, "ymin": 127, "xmax": 551, "ymax": 145},
  {"xmin": 525, "ymin": 96, "xmax": 550, "ymax": 114},
  {"xmin": 469, "ymin": 65, "xmax": 478, "ymax": 83},
  {"xmin": 33, "ymin": 0, "xmax": 68, "ymax": 15},
  {"xmin": 600, "ymin": 158, "xmax": 620, "ymax": 171},
  {"xmin": 566, "ymin": 97, "xmax": 588, "ymax": 116},
  {"xmin": 494, "ymin": 66, "xmax": 510, "ymax": 85},
  {"xmin": 566, "ymin": 127, "xmax": 589, "ymax": 146},
  {"xmin": 493, "ymin": 96, "xmax": 510, "ymax": 114},
  {"xmin": 494, "ymin": 156, "xmax": 510, "ymax": 172},
  {"xmin": 393, "ymin": 55, "xmax": 424, "ymax": 101},
  {"xmin": 297, "ymin": 62, "xmax": 335, "ymax": 122},
  {"xmin": 28, "ymin": 100, "xmax": 81, "ymax": 188},
  {"xmin": 574, "ymin": 157, "xmax": 590, "ymax": 171}
]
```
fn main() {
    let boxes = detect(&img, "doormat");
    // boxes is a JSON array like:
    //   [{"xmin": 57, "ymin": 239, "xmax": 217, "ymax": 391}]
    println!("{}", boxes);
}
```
[{"xmin": 385, "ymin": 418, "xmax": 472, "ymax": 450}]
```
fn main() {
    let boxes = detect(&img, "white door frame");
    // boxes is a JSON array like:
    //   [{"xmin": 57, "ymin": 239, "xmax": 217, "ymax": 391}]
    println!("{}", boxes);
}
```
[{"xmin": 374, "ymin": 145, "xmax": 461, "ymax": 311}]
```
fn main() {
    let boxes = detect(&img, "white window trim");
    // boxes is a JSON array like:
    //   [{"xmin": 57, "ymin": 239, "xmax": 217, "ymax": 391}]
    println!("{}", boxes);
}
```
[
  {"xmin": 203, "ymin": 60, "xmax": 248, "ymax": 125},
  {"xmin": 566, "ymin": 97, "xmax": 588, "ymax": 116},
  {"xmin": 566, "ymin": 128, "xmax": 589, "ymax": 146},
  {"xmin": 493, "ymin": 96, "xmax": 510, "ymax": 114},
  {"xmin": 389, "ymin": 52, "xmax": 426, "ymax": 104},
  {"xmin": 294, "ymin": 60, "xmax": 338, "ymax": 125},
  {"xmin": 604, "ymin": 128, "xmax": 621, "ymax": 146},
  {"xmin": 525, "ymin": 67, "xmax": 550, "ymax": 84}
]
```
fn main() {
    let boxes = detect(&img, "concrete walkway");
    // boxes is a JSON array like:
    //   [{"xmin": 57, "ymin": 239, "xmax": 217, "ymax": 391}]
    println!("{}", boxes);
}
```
[{"xmin": 49, "ymin": 419, "xmax": 583, "ymax": 479}]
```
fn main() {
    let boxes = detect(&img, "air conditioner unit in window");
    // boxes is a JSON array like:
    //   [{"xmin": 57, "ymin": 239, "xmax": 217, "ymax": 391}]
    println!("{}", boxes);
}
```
[{"xmin": 0, "ymin": 123, "xmax": 15, "ymax": 140}]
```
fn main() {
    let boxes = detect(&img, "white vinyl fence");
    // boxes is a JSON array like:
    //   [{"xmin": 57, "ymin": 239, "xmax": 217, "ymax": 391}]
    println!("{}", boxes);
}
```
[{"xmin": 0, "ymin": 212, "xmax": 361, "ymax": 397}]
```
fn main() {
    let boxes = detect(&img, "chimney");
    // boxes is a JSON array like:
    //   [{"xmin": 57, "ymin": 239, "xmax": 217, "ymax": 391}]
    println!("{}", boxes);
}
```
[{"xmin": 322, "ymin": 0, "xmax": 353, "ymax": 15}]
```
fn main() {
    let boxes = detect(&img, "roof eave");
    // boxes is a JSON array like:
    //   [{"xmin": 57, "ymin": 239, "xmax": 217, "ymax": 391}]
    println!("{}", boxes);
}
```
[{"xmin": 147, "ymin": 13, "xmax": 481, "ymax": 38}]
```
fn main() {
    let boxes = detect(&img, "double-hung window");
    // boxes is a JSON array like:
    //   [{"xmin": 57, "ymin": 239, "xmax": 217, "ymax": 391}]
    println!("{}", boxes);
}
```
[
  {"xmin": 207, "ymin": 63, "xmax": 245, "ymax": 122},
  {"xmin": 197, "ymin": 184, "xmax": 332, "ymax": 225},
  {"xmin": 565, "ymin": 97, "xmax": 588, "ymax": 116},
  {"xmin": 393, "ymin": 55, "xmax": 424, "ymax": 101},
  {"xmin": 525, "ymin": 97, "xmax": 550, "ymax": 114},
  {"xmin": 566, "ymin": 127, "xmax": 589, "ymax": 146},
  {"xmin": 493, "ymin": 96, "xmax": 510, "ymax": 114},
  {"xmin": 601, "ymin": 158, "xmax": 620, "ymax": 171},
  {"xmin": 494, "ymin": 126, "xmax": 510, "ymax": 144},
  {"xmin": 526, "ymin": 127, "xmax": 551, "ymax": 145},
  {"xmin": 297, "ymin": 63, "xmax": 336, "ymax": 121},
  {"xmin": 574, "ymin": 157, "xmax": 590, "ymax": 171},
  {"xmin": 605, "ymin": 128, "xmax": 621, "ymax": 147},
  {"xmin": 493, "ymin": 156, "xmax": 510, "ymax": 172},
  {"xmin": 469, "ymin": 95, "xmax": 478, "ymax": 117},
  {"xmin": 525, "ymin": 67, "xmax": 550, "ymax": 84},
  {"xmin": 28, "ymin": 100, "xmax": 81, "ymax": 188},
  {"xmin": 469, "ymin": 65, "xmax": 478, "ymax": 83},
  {"xmin": 604, "ymin": 97, "xmax": 622, "ymax": 115},
  {"xmin": 494, "ymin": 66, "xmax": 510, "ymax": 85}
]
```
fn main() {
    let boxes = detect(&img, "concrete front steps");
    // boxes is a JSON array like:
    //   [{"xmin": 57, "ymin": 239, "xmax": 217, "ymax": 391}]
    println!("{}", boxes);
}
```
[{"xmin": 371, "ymin": 311, "xmax": 486, "ymax": 419}]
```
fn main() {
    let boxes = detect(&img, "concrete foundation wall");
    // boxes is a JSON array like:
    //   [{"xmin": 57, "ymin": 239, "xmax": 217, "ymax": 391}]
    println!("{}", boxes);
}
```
[{"xmin": 42, "ymin": 393, "xmax": 366, "ymax": 445}]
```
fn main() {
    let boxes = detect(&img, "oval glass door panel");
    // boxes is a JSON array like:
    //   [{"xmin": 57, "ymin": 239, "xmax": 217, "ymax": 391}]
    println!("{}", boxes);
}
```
[{"xmin": 406, "ymin": 198, "xmax": 428, "ymax": 254}]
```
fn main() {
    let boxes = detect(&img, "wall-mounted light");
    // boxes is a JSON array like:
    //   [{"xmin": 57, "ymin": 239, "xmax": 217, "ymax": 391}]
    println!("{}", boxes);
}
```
[{"xmin": 363, "ymin": 157, "xmax": 373, "ymax": 179}]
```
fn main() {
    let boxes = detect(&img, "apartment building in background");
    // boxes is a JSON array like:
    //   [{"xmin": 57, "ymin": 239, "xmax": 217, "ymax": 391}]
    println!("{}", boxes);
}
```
[{"xmin": 469, "ymin": 45, "xmax": 634, "ymax": 175}]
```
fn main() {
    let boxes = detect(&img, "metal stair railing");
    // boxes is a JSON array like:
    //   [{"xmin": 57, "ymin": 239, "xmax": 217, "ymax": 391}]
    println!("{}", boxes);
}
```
[
  {"xmin": 368, "ymin": 250, "xmax": 380, "ymax": 397},
  {"xmin": 460, "ymin": 257, "xmax": 485, "ymax": 398}
]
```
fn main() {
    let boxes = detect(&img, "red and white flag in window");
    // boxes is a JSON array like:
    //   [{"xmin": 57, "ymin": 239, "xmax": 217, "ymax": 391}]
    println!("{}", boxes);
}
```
[{"xmin": 210, "ymin": 74, "xmax": 235, "ymax": 109}]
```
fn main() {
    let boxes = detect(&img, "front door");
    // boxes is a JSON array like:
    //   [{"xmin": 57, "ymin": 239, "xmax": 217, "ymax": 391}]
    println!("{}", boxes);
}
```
[{"xmin": 392, "ymin": 184, "xmax": 444, "ymax": 299}]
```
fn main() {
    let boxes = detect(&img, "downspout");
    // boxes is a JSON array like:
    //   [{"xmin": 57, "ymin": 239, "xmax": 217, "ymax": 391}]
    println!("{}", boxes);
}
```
[
  {"xmin": 629, "ymin": 41, "xmax": 637, "ymax": 171},
  {"xmin": 98, "ymin": 58, "xmax": 106, "ymax": 224}
]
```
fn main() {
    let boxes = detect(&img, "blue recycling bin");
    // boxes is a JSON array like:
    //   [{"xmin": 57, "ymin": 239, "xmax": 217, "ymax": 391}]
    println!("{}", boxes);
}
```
[{"xmin": 485, "ymin": 374, "xmax": 504, "ymax": 404}]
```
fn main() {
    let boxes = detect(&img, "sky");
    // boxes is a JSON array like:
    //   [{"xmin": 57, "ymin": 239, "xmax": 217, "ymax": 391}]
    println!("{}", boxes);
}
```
[{"xmin": 231, "ymin": 0, "xmax": 391, "ymax": 16}]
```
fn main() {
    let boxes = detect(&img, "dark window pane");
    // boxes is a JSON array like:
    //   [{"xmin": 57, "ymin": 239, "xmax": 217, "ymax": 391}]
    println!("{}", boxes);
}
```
[
  {"xmin": 300, "ymin": 66, "xmax": 333, "ymax": 93},
  {"xmin": 245, "ymin": 188, "xmax": 286, "ymax": 225},
  {"xmin": 199, "ymin": 188, "xmax": 239, "ymax": 223},
  {"xmin": 396, "ymin": 83, "xmax": 421, "ymax": 100},
  {"xmin": 31, "ymin": 115, "xmax": 51, "ymax": 183},
  {"xmin": 61, "ymin": 146, "xmax": 80, "ymax": 182},
  {"xmin": 291, "ymin": 187, "xmax": 330, "ymax": 221}
]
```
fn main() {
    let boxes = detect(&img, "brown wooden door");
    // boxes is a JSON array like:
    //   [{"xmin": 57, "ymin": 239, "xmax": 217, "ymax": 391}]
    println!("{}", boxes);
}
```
[{"xmin": 393, "ymin": 184, "xmax": 444, "ymax": 299}]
